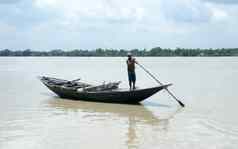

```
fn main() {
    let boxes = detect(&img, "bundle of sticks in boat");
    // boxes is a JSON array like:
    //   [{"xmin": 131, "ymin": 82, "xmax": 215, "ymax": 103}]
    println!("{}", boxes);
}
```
[
  {"xmin": 79, "ymin": 81, "xmax": 121, "ymax": 92},
  {"xmin": 40, "ymin": 76, "xmax": 121, "ymax": 92}
]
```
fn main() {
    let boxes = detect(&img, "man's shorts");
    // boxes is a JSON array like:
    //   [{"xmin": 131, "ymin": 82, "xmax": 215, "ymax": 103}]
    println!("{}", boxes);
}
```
[{"xmin": 128, "ymin": 71, "xmax": 136, "ymax": 82}]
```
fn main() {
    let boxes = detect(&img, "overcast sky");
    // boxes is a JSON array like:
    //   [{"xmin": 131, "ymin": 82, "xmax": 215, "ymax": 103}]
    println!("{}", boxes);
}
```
[{"xmin": 0, "ymin": 0, "xmax": 238, "ymax": 50}]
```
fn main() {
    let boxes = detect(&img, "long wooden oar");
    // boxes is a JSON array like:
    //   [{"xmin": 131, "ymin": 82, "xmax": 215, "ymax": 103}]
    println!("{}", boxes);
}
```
[{"xmin": 137, "ymin": 63, "xmax": 185, "ymax": 107}]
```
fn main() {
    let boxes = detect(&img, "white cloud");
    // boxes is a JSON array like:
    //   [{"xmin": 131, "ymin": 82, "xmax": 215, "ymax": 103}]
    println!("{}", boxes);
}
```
[
  {"xmin": 34, "ymin": 0, "xmax": 147, "ymax": 24},
  {"xmin": 0, "ymin": 0, "xmax": 238, "ymax": 49},
  {"xmin": 210, "ymin": 6, "xmax": 228, "ymax": 21}
]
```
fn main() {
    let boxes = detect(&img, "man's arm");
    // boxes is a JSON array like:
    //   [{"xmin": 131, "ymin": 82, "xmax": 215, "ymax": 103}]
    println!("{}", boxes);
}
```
[{"xmin": 133, "ymin": 58, "xmax": 138, "ymax": 64}]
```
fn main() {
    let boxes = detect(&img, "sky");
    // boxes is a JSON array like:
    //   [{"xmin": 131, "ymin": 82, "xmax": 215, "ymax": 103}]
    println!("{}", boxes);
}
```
[{"xmin": 0, "ymin": 0, "xmax": 238, "ymax": 50}]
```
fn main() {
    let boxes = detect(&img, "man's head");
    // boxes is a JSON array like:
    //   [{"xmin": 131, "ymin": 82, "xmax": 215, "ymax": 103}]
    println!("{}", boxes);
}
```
[{"xmin": 127, "ymin": 52, "xmax": 132, "ymax": 58}]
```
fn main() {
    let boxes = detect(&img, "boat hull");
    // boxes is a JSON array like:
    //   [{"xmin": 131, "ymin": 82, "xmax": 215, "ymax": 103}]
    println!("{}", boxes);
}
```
[{"xmin": 40, "ymin": 77, "xmax": 171, "ymax": 104}]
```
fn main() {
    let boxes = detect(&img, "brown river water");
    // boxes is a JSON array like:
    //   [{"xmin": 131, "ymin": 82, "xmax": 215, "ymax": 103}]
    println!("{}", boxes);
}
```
[{"xmin": 0, "ymin": 57, "xmax": 238, "ymax": 149}]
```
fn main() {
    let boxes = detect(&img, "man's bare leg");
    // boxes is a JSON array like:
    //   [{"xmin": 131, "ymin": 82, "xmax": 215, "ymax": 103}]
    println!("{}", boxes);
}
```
[
  {"xmin": 129, "ymin": 81, "xmax": 132, "ymax": 90},
  {"xmin": 133, "ymin": 81, "xmax": 136, "ymax": 90}
]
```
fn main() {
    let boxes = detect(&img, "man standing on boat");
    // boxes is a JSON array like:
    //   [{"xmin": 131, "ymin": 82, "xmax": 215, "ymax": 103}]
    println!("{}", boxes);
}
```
[{"xmin": 127, "ymin": 53, "xmax": 138, "ymax": 90}]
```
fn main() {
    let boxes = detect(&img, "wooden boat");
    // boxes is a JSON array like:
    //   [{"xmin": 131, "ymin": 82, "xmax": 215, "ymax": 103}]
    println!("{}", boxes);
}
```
[{"xmin": 39, "ymin": 76, "xmax": 171, "ymax": 104}]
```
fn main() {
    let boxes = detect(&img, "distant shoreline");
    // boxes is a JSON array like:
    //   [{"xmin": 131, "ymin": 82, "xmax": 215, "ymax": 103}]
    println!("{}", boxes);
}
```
[{"xmin": 1, "ymin": 47, "xmax": 238, "ymax": 57}]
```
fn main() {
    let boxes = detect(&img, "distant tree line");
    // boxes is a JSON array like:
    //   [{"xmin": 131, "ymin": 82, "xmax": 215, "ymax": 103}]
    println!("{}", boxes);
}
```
[{"xmin": 0, "ymin": 47, "xmax": 238, "ymax": 57}]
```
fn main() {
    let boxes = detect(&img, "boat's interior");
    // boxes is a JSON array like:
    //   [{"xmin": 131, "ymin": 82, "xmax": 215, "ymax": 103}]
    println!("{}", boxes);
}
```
[{"xmin": 40, "ymin": 76, "xmax": 121, "ymax": 92}]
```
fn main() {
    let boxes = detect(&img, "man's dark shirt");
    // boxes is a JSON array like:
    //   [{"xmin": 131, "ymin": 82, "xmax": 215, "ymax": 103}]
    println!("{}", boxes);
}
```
[{"xmin": 127, "ymin": 58, "xmax": 136, "ymax": 72}]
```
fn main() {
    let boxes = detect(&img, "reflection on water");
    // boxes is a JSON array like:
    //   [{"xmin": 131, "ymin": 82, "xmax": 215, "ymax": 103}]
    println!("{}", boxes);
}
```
[
  {"xmin": 46, "ymin": 98, "xmax": 172, "ymax": 149},
  {"xmin": 47, "ymin": 98, "xmax": 168, "ymax": 123}
]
